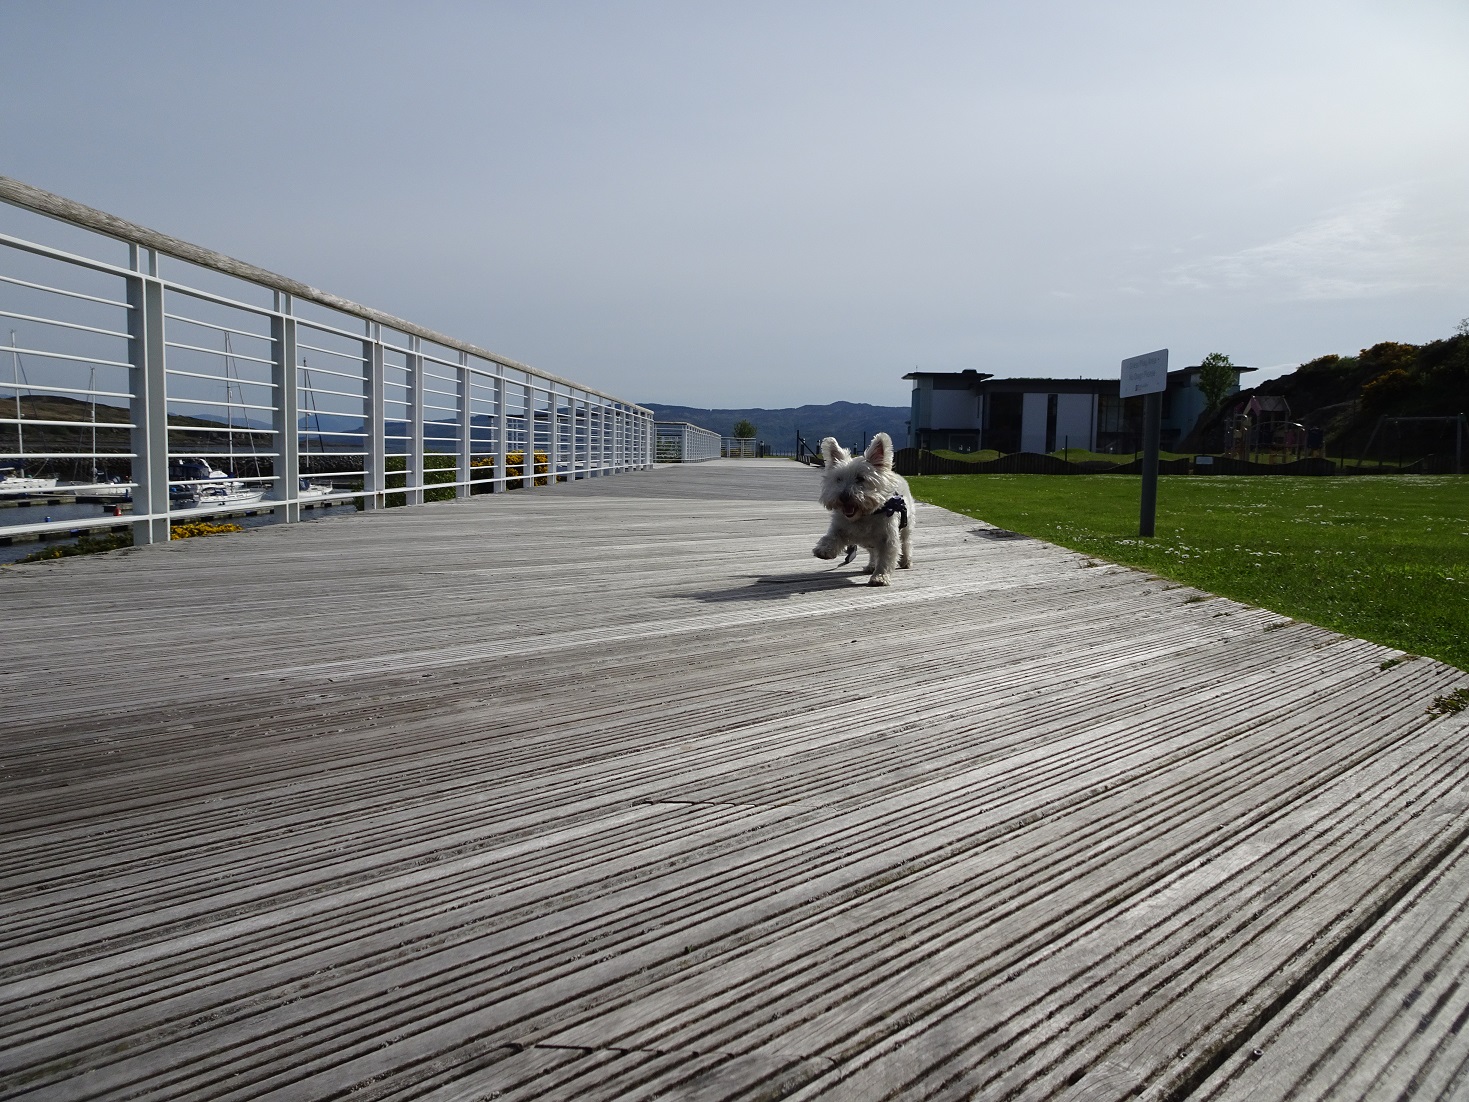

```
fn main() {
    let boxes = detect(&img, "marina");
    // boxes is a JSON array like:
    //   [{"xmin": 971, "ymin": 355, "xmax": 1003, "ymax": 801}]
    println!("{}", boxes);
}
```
[{"xmin": 4, "ymin": 459, "xmax": 1469, "ymax": 1100}]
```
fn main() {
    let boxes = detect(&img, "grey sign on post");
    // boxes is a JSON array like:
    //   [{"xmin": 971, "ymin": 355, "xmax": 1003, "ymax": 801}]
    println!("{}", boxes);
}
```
[
  {"xmin": 1121, "ymin": 349, "xmax": 1169, "ymax": 397},
  {"xmin": 1121, "ymin": 348, "xmax": 1168, "ymax": 536}
]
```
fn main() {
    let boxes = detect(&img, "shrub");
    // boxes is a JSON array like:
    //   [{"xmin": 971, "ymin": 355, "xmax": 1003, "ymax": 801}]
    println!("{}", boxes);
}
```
[{"xmin": 171, "ymin": 522, "xmax": 244, "ymax": 539}]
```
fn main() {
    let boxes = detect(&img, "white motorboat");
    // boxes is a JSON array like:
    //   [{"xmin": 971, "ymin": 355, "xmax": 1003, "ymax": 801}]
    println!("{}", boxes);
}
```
[
  {"xmin": 296, "ymin": 477, "xmax": 335, "ymax": 500},
  {"xmin": 0, "ymin": 468, "xmax": 58, "ymax": 496},
  {"xmin": 169, "ymin": 458, "xmax": 267, "ymax": 509},
  {"xmin": 190, "ymin": 482, "xmax": 268, "ymax": 508}
]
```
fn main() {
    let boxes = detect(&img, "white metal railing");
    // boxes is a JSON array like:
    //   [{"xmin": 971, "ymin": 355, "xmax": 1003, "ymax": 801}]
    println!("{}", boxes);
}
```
[
  {"xmin": 0, "ymin": 177, "xmax": 654, "ymax": 545},
  {"xmin": 655, "ymin": 421, "xmax": 722, "ymax": 462},
  {"xmin": 722, "ymin": 437, "xmax": 760, "ymax": 458}
]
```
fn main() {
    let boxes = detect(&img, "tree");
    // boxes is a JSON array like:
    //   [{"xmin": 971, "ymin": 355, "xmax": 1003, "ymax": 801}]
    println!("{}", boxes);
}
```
[
  {"xmin": 732, "ymin": 419, "xmax": 757, "ymax": 439},
  {"xmin": 1197, "ymin": 352, "xmax": 1237, "ymax": 412}
]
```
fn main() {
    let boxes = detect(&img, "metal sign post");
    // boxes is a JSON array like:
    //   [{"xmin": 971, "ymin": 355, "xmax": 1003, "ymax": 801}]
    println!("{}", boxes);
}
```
[{"xmin": 1121, "ymin": 349, "xmax": 1168, "ymax": 537}]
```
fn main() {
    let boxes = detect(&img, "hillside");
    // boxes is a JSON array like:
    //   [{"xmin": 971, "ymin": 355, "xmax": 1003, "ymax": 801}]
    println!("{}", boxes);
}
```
[
  {"xmin": 641, "ymin": 401, "xmax": 910, "ymax": 452},
  {"xmin": 1185, "ymin": 327, "xmax": 1469, "ymax": 454}
]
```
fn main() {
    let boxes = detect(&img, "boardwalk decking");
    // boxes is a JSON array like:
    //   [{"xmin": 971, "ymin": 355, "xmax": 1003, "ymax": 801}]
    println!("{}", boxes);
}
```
[{"xmin": 3, "ymin": 459, "xmax": 1468, "ymax": 1101}]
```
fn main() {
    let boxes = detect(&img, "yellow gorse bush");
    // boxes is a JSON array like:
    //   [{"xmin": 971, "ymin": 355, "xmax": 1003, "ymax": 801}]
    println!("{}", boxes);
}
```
[
  {"xmin": 471, "ymin": 452, "xmax": 549, "ymax": 486},
  {"xmin": 170, "ymin": 522, "xmax": 244, "ymax": 540}
]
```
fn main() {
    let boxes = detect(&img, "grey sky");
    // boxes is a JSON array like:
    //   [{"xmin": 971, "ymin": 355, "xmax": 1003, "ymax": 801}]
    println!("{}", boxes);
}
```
[{"xmin": 4, "ymin": 0, "xmax": 1466, "ymax": 408}]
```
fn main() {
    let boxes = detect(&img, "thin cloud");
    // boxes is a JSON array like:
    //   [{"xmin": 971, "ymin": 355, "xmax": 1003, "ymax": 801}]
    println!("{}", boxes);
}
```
[{"xmin": 1163, "ymin": 192, "xmax": 1462, "ymax": 301}]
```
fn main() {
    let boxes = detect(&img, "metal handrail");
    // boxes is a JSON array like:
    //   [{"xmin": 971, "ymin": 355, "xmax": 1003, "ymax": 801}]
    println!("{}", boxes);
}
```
[
  {"xmin": 0, "ymin": 176, "xmax": 648, "ymax": 412},
  {"xmin": 1, "ymin": 176, "xmax": 656, "ymax": 548}
]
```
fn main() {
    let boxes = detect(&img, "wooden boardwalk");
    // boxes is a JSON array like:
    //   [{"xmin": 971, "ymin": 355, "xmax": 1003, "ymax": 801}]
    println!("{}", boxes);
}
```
[{"xmin": 3, "ymin": 459, "xmax": 1468, "ymax": 1101}]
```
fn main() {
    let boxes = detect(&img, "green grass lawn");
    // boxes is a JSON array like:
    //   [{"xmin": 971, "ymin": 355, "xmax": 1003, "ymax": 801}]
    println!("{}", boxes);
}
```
[{"xmin": 910, "ymin": 474, "xmax": 1469, "ymax": 672}]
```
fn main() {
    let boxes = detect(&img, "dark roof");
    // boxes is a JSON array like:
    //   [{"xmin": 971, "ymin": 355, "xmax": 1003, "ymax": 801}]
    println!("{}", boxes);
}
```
[{"xmin": 902, "ymin": 369, "xmax": 994, "ymax": 382}]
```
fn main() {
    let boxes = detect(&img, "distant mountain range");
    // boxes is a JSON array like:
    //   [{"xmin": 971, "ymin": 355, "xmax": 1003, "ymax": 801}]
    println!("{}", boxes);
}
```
[
  {"xmin": 641, "ymin": 401, "xmax": 910, "ymax": 451},
  {"xmin": 8, "ymin": 395, "xmax": 917, "ymax": 457}
]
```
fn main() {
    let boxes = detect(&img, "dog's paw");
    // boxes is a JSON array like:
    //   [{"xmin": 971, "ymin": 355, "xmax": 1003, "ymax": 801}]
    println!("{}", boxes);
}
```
[
  {"xmin": 813, "ymin": 543, "xmax": 840, "ymax": 560},
  {"xmin": 899, "ymin": 556, "xmax": 912, "ymax": 569},
  {"xmin": 868, "ymin": 573, "xmax": 892, "ymax": 587}
]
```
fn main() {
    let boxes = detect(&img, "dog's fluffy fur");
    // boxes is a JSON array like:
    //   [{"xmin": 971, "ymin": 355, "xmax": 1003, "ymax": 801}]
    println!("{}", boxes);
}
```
[{"xmin": 811, "ymin": 432, "xmax": 915, "ymax": 586}]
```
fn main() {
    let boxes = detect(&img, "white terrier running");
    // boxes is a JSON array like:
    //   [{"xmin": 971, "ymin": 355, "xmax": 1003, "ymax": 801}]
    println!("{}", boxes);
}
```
[{"xmin": 811, "ymin": 432, "xmax": 915, "ymax": 586}]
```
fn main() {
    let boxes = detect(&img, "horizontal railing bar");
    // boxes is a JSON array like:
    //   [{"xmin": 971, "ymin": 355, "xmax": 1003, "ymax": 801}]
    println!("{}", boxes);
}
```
[
  {"xmin": 163, "ymin": 367, "xmax": 273, "ymax": 387},
  {"xmin": 295, "ymin": 316, "xmax": 372, "ymax": 343},
  {"xmin": 0, "ymin": 230, "xmax": 137, "ymax": 284},
  {"xmin": 159, "ymin": 280, "xmax": 278, "ymax": 319},
  {"xmin": 0, "ymin": 176, "xmax": 650, "ymax": 412},
  {"xmin": 1, "ymin": 516, "xmax": 140, "ymax": 537},
  {"xmin": 0, "ymin": 451, "xmax": 135, "ymax": 459},
  {"xmin": 162, "ymin": 312, "xmax": 273, "ymax": 342},
  {"xmin": 296, "ymin": 343, "xmax": 365, "ymax": 363},
  {"xmin": 0, "ymin": 270, "xmax": 131, "ymax": 309},
  {"xmin": 0, "ymin": 381, "xmax": 133, "ymax": 400},
  {"xmin": 0, "ymin": 418, "xmax": 133, "ymax": 431},
  {"xmin": 2, "ymin": 344, "xmax": 133, "ymax": 370},
  {"xmin": 0, "ymin": 309, "xmax": 132, "ymax": 340},
  {"xmin": 299, "ymin": 374, "xmax": 364, "ymax": 394},
  {"xmin": 301, "ymin": 384, "xmax": 367, "ymax": 402},
  {"xmin": 167, "ymin": 431, "xmax": 276, "ymax": 443},
  {"xmin": 163, "ymin": 340, "xmax": 276, "ymax": 366},
  {"xmin": 169, "ymin": 452, "xmax": 277, "ymax": 460}
]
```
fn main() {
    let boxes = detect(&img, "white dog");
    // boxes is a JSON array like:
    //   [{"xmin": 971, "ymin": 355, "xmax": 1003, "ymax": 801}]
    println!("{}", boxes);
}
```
[{"xmin": 811, "ymin": 432, "xmax": 915, "ymax": 586}]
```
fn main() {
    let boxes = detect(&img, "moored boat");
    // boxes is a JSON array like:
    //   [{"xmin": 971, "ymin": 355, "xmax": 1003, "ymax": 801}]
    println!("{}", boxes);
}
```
[{"xmin": 0, "ymin": 467, "xmax": 58, "ymax": 496}]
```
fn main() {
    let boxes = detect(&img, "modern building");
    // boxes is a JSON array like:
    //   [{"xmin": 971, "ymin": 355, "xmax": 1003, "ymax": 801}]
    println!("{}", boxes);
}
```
[{"xmin": 905, "ymin": 364, "xmax": 1254, "ymax": 454}]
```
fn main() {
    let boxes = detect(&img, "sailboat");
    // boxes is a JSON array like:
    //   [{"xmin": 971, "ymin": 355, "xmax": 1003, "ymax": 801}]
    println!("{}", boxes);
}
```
[
  {"xmin": 269, "ymin": 362, "xmax": 335, "ymax": 502},
  {"xmin": 172, "ymin": 335, "xmax": 268, "ymax": 510},
  {"xmin": 3, "ymin": 331, "xmax": 58, "ymax": 495}
]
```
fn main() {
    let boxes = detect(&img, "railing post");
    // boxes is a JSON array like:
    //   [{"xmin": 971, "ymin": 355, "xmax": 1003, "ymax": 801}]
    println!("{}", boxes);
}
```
[
  {"xmin": 126, "ymin": 245, "xmax": 169, "ymax": 546},
  {"xmin": 494, "ymin": 374, "xmax": 508, "ymax": 492},
  {"xmin": 364, "ymin": 322, "xmax": 386, "ymax": 509},
  {"xmin": 549, "ymin": 384, "xmax": 561, "ymax": 486},
  {"xmin": 407, "ymin": 335, "xmax": 424, "ymax": 505},
  {"xmin": 456, "ymin": 351, "xmax": 472, "ymax": 499},
  {"xmin": 571, "ymin": 394, "xmax": 583, "ymax": 480},
  {"xmin": 601, "ymin": 403, "xmax": 611, "ymax": 475},
  {"xmin": 588, "ymin": 402, "xmax": 598, "ymax": 476},
  {"xmin": 521, "ymin": 383, "xmax": 535, "ymax": 492},
  {"xmin": 271, "ymin": 291, "xmax": 300, "ymax": 523}
]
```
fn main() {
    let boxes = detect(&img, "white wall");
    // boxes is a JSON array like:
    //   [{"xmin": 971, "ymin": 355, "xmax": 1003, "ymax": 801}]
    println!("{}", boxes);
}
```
[
  {"xmin": 1021, "ymin": 392, "xmax": 1049, "ymax": 452},
  {"xmin": 1055, "ymin": 393, "xmax": 1095, "ymax": 452}
]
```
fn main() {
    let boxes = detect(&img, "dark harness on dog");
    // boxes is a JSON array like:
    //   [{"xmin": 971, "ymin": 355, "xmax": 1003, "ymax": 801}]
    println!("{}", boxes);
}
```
[{"xmin": 877, "ymin": 494, "xmax": 909, "ymax": 529}]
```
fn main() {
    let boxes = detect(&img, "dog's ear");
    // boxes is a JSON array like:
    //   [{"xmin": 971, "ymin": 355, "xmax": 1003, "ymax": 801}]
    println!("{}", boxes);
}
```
[
  {"xmin": 864, "ymin": 432, "xmax": 894, "ymax": 470},
  {"xmin": 820, "ymin": 437, "xmax": 848, "ymax": 467}
]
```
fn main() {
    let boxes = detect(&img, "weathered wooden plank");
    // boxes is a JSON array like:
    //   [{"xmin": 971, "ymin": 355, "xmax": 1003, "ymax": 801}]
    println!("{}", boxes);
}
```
[{"xmin": 3, "ymin": 460, "xmax": 1469, "ymax": 1101}]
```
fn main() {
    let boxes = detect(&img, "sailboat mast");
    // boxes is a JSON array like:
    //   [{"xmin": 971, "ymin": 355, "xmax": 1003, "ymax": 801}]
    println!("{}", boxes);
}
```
[
  {"xmin": 10, "ymin": 330, "xmax": 20, "ymax": 459},
  {"xmin": 89, "ymin": 365, "xmax": 98, "ymax": 482},
  {"xmin": 224, "ymin": 332, "xmax": 235, "ymax": 476}
]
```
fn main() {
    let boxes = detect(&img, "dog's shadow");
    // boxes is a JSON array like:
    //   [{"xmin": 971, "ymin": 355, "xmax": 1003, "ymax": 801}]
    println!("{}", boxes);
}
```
[{"xmin": 683, "ymin": 570, "xmax": 869, "ymax": 604}]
